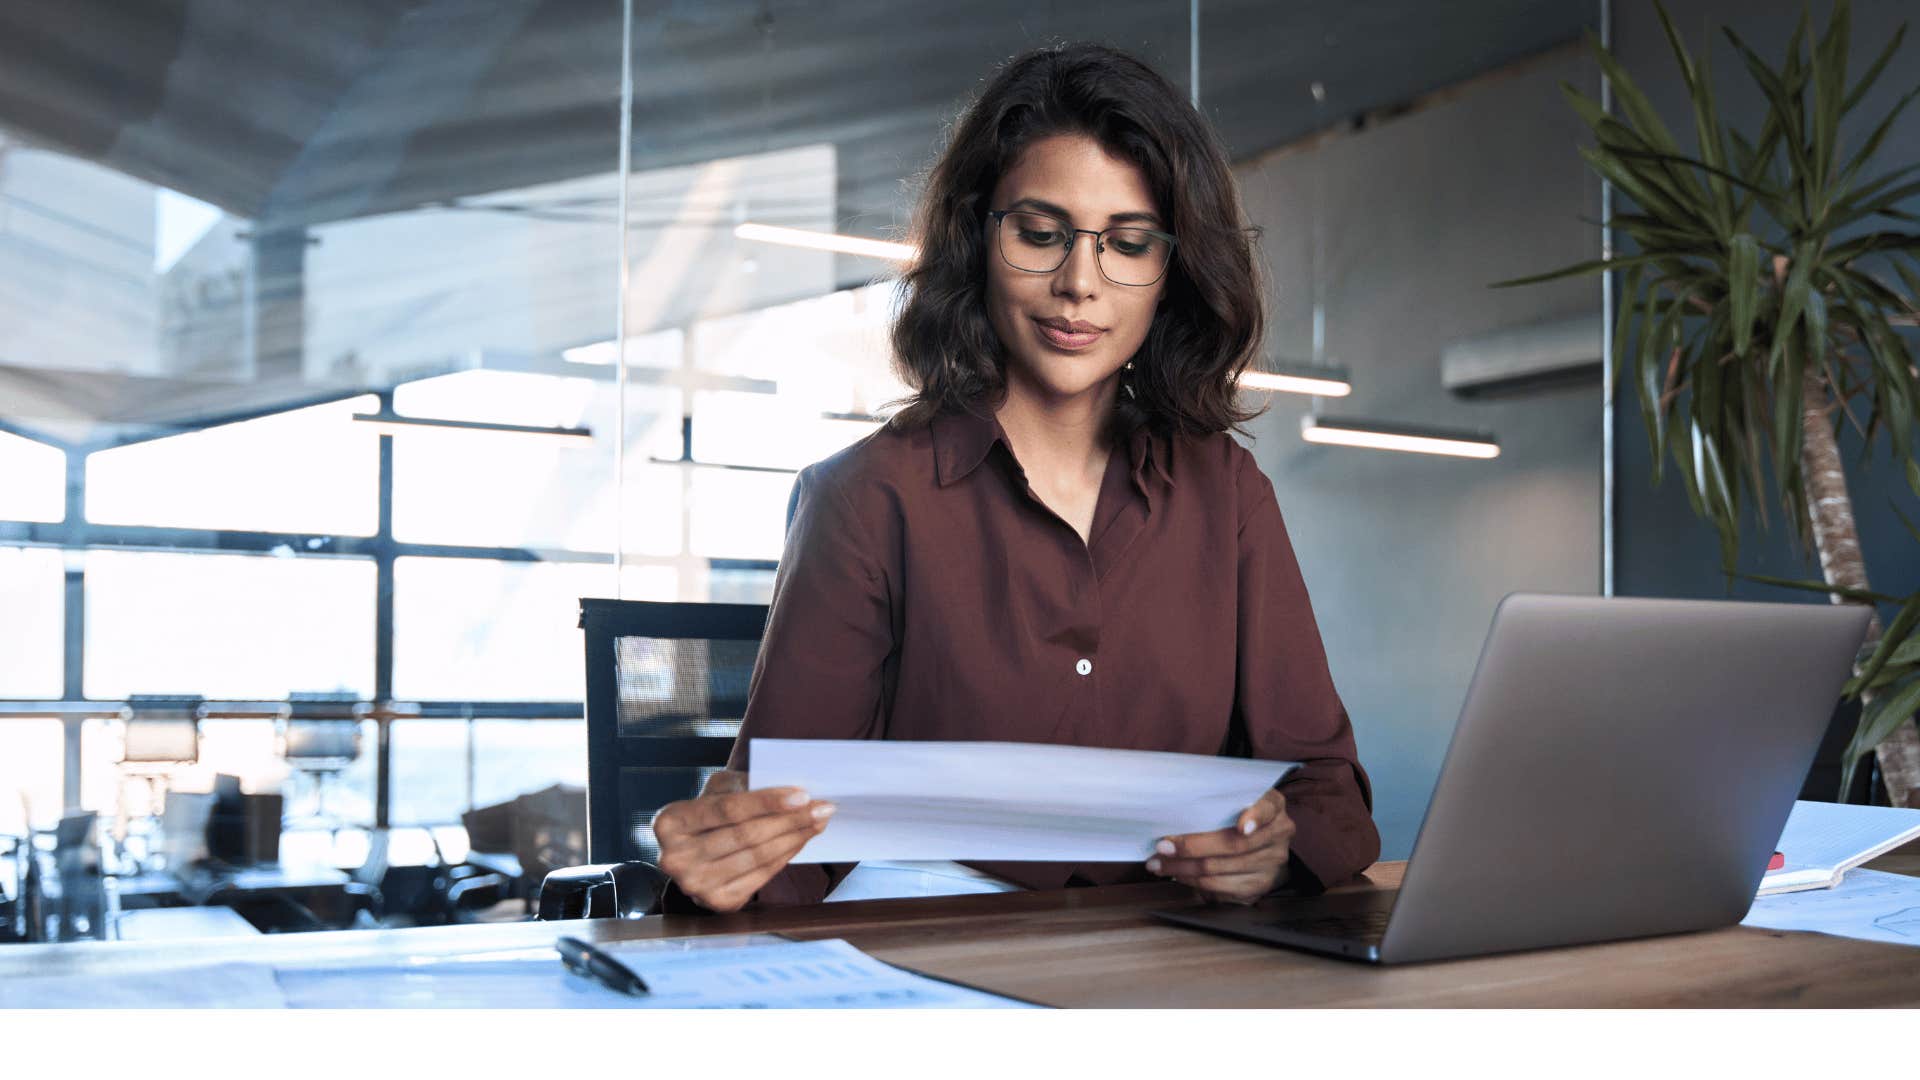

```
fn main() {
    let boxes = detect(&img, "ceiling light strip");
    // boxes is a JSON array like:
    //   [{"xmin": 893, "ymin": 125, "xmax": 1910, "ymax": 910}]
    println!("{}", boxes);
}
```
[
  {"xmin": 1238, "ymin": 369, "xmax": 1353, "ymax": 397},
  {"xmin": 1300, "ymin": 415, "xmax": 1499, "ymax": 459},
  {"xmin": 733, "ymin": 222, "xmax": 916, "ymax": 261}
]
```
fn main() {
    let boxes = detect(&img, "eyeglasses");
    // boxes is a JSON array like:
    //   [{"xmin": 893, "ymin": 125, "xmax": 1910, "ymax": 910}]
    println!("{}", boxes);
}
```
[{"xmin": 987, "ymin": 209, "xmax": 1177, "ymax": 287}]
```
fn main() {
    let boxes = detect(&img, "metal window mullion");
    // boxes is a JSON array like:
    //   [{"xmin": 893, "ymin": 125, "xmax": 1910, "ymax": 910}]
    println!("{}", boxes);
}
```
[
  {"xmin": 374, "ymin": 392, "xmax": 396, "ymax": 830},
  {"xmin": 60, "ymin": 444, "xmax": 84, "ymax": 810}
]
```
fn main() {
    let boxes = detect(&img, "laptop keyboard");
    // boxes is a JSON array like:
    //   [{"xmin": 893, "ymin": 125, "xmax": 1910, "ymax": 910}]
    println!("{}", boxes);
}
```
[{"xmin": 1266, "ymin": 909, "xmax": 1392, "ymax": 943}]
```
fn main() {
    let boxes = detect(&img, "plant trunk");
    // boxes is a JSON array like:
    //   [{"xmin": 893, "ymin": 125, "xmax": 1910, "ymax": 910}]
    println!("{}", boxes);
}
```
[{"xmin": 1799, "ymin": 368, "xmax": 1920, "ymax": 807}]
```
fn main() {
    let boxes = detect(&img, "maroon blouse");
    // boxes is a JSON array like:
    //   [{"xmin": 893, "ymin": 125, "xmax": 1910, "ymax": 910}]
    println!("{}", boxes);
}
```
[{"xmin": 713, "ymin": 406, "xmax": 1379, "ymax": 907}]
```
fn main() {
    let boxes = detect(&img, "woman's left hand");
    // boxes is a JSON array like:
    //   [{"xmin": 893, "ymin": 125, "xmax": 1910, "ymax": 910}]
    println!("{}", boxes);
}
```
[{"xmin": 1146, "ymin": 788, "xmax": 1296, "ymax": 905}]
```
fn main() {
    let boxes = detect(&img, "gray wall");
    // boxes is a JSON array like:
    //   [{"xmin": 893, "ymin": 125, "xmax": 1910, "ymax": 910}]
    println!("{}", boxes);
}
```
[
  {"xmin": 1234, "ymin": 49, "xmax": 1605, "ymax": 857},
  {"xmin": 1613, "ymin": 0, "xmax": 1920, "ymax": 611}
]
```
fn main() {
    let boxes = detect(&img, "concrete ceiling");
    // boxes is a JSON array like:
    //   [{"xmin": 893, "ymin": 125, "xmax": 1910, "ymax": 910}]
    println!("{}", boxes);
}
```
[
  {"xmin": 0, "ymin": 0, "xmax": 1597, "ymax": 441},
  {"xmin": 0, "ymin": 0, "xmax": 1598, "ymax": 233}
]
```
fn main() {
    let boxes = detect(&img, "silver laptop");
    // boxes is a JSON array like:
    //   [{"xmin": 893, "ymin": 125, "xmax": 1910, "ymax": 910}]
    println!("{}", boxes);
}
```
[{"xmin": 1153, "ymin": 594, "xmax": 1872, "ymax": 964}]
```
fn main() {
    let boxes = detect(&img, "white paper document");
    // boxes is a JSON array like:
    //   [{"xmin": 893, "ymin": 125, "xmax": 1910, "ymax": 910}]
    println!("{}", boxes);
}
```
[
  {"xmin": 273, "ymin": 935, "xmax": 1037, "ymax": 1009},
  {"xmin": 603, "ymin": 937, "xmax": 1039, "ymax": 1008},
  {"xmin": 1742, "ymin": 868, "xmax": 1920, "ymax": 947},
  {"xmin": 749, "ymin": 738, "xmax": 1297, "ymax": 863},
  {"xmin": 273, "ymin": 933, "xmax": 792, "ymax": 1009},
  {"xmin": 1759, "ymin": 800, "xmax": 1920, "ymax": 895},
  {"xmin": 0, "ymin": 962, "xmax": 287, "ymax": 1008}
]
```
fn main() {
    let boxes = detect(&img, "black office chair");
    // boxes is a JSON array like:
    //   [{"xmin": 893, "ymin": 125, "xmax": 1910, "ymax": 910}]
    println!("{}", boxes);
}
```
[{"xmin": 536, "ymin": 599, "xmax": 768, "ymax": 920}]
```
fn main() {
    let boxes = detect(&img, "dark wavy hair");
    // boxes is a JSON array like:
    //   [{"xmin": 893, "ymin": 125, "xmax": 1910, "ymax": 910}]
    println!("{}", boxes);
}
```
[{"xmin": 888, "ymin": 42, "xmax": 1265, "ymax": 436}]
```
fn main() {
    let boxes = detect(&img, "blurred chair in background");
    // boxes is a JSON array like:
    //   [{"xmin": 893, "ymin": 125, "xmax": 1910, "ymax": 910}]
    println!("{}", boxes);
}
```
[
  {"xmin": 52, "ymin": 811, "xmax": 103, "ymax": 942},
  {"xmin": 116, "ymin": 695, "xmax": 202, "ymax": 872},
  {"xmin": 463, "ymin": 782, "xmax": 586, "ymax": 916},
  {"xmin": 277, "ymin": 692, "xmax": 367, "ymax": 831}
]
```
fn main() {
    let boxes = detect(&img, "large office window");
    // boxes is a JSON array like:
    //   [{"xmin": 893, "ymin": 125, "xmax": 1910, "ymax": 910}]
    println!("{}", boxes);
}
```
[
  {"xmin": 0, "ymin": 720, "xmax": 62, "ymax": 831},
  {"xmin": 388, "ymin": 717, "xmax": 588, "ymax": 827},
  {"xmin": 390, "ymin": 371, "xmax": 683, "ymax": 554},
  {"xmin": 0, "ymin": 432, "xmax": 64, "ymax": 523},
  {"xmin": 87, "ymin": 397, "xmax": 381, "ymax": 535},
  {"xmin": 84, "ymin": 550, "xmax": 376, "ymax": 699},
  {"xmin": 392, "ymin": 558, "xmax": 679, "ymax": 702},
  {"xmin": 0, "ymin": 546, "xmax": 63, "ymax": 699}
]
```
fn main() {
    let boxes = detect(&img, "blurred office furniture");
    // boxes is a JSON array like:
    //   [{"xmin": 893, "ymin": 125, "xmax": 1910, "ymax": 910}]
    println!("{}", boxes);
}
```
[
  {"xmin": 277, "ymin": 692, "xmax": 367, "ymax": 830},
  {"xmin": 51, "ymin": 811, "xmax": 105, "ymax": 941},
  {"xmin": 206, "ymin": 773, "xmax": 283, "ymax": 865},
  {"xmin": 116, "ymin": 695, "xmax": 205, "ymax": 872},
  {"xmin": 464, "ymin": 782, "xmax": 587, "ymax": 914},
  {"xmin": 109, "ymin": 819, "xmax": 371, "ymax": 934},
  {"xmin": 0, "ymin": 833, "xmax": 18, "ymax": 943},
  {"xmin": 536, "ymin": 599, "xmax": 767, "ymax": 920},
  {"xmin": 102, "ymin": 768, "xmax": 370, "ymax": 934},
  {"xmin": 14, "ymin": 829, "xmax": 45, "ymax": 943},
  {"xmin": 5, "ymin": 814, "xmax": 109, "ymax": 944},
  {"xmin": 157, "ymin": 790, "xmax": 215, "ymax": 868},
  {"xmin": 341, "ymin": 827, "xmax": 505, "ymax": 928},
  {"xmin": 112, "ymin": 905, "xmax": 260, "ymax": 941}
]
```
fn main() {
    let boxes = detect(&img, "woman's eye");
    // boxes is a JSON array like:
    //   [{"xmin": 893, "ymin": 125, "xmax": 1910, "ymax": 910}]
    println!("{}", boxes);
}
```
[{"xmin": 1018, "ymin": 229, "xmax": 1062, "ymax": 245}]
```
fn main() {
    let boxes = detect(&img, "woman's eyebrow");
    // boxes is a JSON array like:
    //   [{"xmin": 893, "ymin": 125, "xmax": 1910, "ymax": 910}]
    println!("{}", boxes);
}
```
[{"xmin": 1007, "ymin": 196, "xmax": 1163, "ymax": 228}]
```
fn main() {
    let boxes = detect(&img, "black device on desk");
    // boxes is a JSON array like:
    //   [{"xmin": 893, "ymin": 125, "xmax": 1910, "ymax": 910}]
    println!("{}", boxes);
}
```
[{"xmin": 1153, "ymin": 594, "xmax": 1872, "ymax": 965}]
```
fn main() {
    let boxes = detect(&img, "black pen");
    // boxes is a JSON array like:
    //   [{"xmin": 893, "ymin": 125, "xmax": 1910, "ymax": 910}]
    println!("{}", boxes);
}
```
[{"xmin": 555, "ymin": 934, "xmax": 650, "ymax": 996}]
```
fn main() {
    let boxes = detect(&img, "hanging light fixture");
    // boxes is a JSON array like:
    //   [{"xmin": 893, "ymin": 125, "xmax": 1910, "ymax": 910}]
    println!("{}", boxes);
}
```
[
  {"xmin": 1300, "ymin": 415, "xmax": 1499, "ymax": 459},
  {"xmin": 1243, "ymin": 79, "xmax": 1353, "ymax": 401},
  {"xmin": 1284, "ymin": 79, "xmax": 1499, "ymax": 462}
]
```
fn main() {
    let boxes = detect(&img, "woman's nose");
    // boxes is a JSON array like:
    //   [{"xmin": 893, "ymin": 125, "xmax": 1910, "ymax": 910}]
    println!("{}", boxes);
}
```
[{"xmin": 1053, "ymin": 234, "xmax": 1100, "ymax": 298}]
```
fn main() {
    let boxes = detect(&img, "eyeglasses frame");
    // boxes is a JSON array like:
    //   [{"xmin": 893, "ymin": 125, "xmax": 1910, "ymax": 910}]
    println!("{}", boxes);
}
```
[{"xmin": 985, "ymin": 209, "xmax": 1178, "ymax": 288}]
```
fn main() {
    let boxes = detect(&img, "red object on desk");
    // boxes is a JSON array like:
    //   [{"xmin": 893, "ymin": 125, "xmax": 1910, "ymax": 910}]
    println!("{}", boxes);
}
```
[{"xmin": 1768, "ymin": 851, "xmax": 1785, "ymax": 871}]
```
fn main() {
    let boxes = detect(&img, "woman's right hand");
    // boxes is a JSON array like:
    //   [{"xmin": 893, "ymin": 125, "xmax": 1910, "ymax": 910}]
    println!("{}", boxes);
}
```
[{"xmin": 653, "ymin": 769, "xmax": 836, "ymax": 913}]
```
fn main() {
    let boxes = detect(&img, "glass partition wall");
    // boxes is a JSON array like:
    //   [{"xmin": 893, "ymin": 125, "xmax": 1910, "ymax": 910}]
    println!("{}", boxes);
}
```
[
  {"xmin": 0, "ymin": 1, "xmax": 1605, "ymax": 881},
  {"xmin": 0, "ymin": 0, "xmax": 1190, "ymax": 851}
]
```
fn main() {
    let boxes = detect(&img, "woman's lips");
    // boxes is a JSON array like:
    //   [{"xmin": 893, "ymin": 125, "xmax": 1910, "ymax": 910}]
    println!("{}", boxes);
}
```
[{"xmin": 1034, "ymin": 319, "xmax": 1104, "ymax": 350}]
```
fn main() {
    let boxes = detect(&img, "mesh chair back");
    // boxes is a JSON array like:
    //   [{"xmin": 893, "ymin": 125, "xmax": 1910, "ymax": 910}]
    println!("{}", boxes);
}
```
[{"xmin": 579, "ymin": 599, "xmax": 767, "ymax": 864}]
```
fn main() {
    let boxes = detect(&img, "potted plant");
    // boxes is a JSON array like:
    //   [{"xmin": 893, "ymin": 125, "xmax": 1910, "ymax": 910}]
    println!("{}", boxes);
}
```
[{"xmin": 1500, "ymin": 0, "xmax": 1920, "ymax": 804}]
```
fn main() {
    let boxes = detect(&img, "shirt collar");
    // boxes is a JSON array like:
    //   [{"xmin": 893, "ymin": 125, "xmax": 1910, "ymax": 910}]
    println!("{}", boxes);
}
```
[
  {"xmin": 930, "ymin": 407, "xmax": 1006, "ymax": 488},
  {"xmin": 1124, "ymin": 418, "xmax": 1176, "ymax": 494},
  {"xmin": 930, "ymin": 407, "xmax": 1176, "ymax": 494}
]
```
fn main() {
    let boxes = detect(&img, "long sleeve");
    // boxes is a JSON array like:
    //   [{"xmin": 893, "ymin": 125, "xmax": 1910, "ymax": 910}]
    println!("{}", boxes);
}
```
[
  {"xmin": 664, "ymin": 461, "xmax": 896, "ymax": 910},
  {"xmin": 1232, "ymin": 452, "xmax": 1380, "ymax": 891}
]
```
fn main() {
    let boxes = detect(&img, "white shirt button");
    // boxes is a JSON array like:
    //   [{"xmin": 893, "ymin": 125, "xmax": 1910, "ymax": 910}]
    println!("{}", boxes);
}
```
[{"xmin": 1075, "ymin": 658, "xmax": 1093, "ymax": 676}]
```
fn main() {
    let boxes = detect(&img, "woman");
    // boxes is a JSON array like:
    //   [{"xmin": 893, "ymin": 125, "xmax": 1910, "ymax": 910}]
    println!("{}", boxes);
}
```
[{"xmin": 653, "ymin": 42, "xmax": 1379, "ymax": 913}]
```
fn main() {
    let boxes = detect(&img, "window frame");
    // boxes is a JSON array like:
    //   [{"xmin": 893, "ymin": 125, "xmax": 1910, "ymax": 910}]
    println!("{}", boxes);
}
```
[{"xmin": 0, "ymin": 390, "xmax": 775, "ymax": 829}]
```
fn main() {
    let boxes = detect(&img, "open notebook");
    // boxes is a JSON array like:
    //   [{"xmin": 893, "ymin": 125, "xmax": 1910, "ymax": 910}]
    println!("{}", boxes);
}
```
[{"xmin": 1759, "ymin": 801, "xmax": 1920, "ymax": 896}]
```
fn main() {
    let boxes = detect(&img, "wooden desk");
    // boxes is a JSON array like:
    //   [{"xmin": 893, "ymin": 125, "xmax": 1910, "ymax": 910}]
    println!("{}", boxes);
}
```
[{"xmin": 7, "ymin": 852, "xmax": 1920, "ymax": 1006}]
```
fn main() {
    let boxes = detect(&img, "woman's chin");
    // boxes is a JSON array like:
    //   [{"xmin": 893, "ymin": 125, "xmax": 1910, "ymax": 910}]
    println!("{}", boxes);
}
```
[{"xmin": 1011, "ymin": 357, "xmax": 1124, "ymax": 404}]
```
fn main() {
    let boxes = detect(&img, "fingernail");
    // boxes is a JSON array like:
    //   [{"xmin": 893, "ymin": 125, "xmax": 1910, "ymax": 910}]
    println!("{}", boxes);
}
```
[
  {"xmin": 1146, "ymin": 858, "xmax": 1162, "ymax": 873},
  {"xmin": 1241, "ymin": 819, "xmax": 1257, "ymax": 836},
  {"xmin": 811, "ymin": 802, "xmax": 837, "ymax": 819},
  {"xmin": 783, "ymin": 790, "xmax": 809, "ymax": 807},
  {"xmin": 1156, "ymin": 839, "xmax": 1176, "ymax": 856}
]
